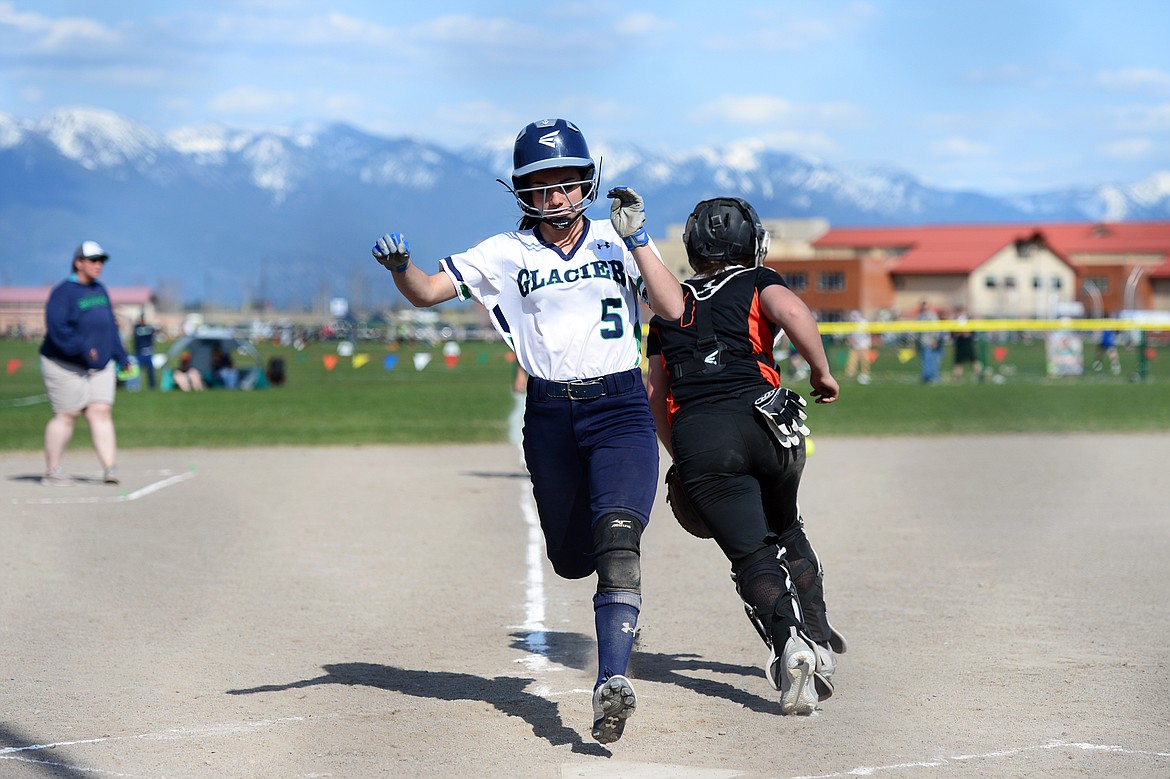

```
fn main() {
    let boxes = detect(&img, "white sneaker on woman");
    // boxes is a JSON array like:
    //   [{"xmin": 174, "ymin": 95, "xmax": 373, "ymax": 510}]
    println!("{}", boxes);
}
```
[{"xmin": 42, "ymin": 467, "xmax": 73, "ymax": 487}]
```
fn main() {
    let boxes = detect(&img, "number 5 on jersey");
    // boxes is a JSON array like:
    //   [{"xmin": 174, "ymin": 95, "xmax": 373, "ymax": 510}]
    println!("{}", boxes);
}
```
[{"xmin": 600, "ymin": 298, "xmax": 624, "ymax": 340}]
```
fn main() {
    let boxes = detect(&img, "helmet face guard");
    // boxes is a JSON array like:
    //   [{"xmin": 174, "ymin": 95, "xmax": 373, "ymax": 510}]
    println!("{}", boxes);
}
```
[
  {"xmin": 683, "ymin": 197, "xmax": 771, "ymax": 272},
  {"xmin": 510, "ymin": 170, "xmax": 599, "ymax": 229},
  {"xmin": 499, "ymin": 118, "xmax": 600, "ymax": 230}
]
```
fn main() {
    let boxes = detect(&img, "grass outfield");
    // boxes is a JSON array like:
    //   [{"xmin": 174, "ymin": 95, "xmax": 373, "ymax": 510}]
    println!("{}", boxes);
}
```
[{"xmin": 1, "ymin": 335, "xmax": 1169, "ymax": 450}]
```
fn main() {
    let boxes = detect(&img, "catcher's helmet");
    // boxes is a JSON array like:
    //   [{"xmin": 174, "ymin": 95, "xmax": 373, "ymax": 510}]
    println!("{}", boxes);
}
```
[
  {"xmin": 683, "ymin": 197, "xmax": 771, "ymax": 273},
  {"xmin": 504, "ymin": 118, "xmax": 600, "ymax": 229}
]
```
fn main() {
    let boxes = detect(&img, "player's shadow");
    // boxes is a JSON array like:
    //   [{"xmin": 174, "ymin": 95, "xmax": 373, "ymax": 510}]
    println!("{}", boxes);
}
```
[
  {"xmin": 460, "ymin": 470, "xmax": 530, "ymax": 480},
  {"xmin": 510, "ymin": 630, "xmax": 785, "ymax": 716},
  {"xmin": 226, "ymin": 662, "xmax": 609, "ymax": 755},
  {"xmin": 8, "ymin": 473, "xmax": 106, "ymax": 484},
  {"xmin": 0, "ymin": 722, "xmax": 96, "ymax": 778}
]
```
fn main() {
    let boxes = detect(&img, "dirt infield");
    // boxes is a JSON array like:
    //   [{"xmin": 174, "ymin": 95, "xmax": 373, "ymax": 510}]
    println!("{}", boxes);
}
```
[{"xmin": 2, "ymin": 435, "xmax": 1169, "ymax": 778}]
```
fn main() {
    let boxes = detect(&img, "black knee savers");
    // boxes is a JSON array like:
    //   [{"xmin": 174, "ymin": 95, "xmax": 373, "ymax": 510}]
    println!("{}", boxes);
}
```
[{"xmin": 593, "ymin": 512, "xmax": 643, "ymax": 593}]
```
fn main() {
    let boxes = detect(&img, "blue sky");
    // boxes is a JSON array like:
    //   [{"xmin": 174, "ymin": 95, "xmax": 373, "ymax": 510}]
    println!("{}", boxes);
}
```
[{"xmin": 3, "ymin": 0, "xmax": 1170, "ymax": 195}]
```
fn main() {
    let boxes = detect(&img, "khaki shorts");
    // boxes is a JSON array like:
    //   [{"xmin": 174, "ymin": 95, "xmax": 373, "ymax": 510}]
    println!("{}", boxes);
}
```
[{"xmin": 40, "ymin": 355, "xmax": 117, "ymax": 413}]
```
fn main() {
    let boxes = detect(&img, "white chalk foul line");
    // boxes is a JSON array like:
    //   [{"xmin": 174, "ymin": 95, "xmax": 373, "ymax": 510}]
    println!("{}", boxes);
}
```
[
  {"xmin": 14, "ymin": 469, "xmax": 197, "ymax": 505},
  {"xmin": 520, "ymin": 481, "xmax": 546, "ymax": 632},
  {"xmin": 4, "ymin": 393, "xmax": 48, "ymax": 408},
  {"xmin": 510, "ymin": 439, "xmax": 554, "ymax": 671},
  {"xmin": 0, "ymin": 753, "xmax": 137, "ymax": 777},
  {"xmin": 786, "ymin": 740, "xmax": 1170, "ymax": 779},
  {"xmin": 0, "ymin": 716, "xmax": 307, "ymax": 776}
]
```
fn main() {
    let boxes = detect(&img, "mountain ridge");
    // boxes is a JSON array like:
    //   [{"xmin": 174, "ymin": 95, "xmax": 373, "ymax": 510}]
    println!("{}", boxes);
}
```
[{"xmin": 3, "ymin": 106, "xmax": 1169, "ymax": 307}]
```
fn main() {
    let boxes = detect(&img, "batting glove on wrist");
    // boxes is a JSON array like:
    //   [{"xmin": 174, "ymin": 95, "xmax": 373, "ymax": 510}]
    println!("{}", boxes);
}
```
[
  {"xmin": 607, "ymin": 186, "xmax": 650, "ymax": 251},
  {"xmin": 373, "ymin": 232, "xmax": 411, "ymax": 273}
]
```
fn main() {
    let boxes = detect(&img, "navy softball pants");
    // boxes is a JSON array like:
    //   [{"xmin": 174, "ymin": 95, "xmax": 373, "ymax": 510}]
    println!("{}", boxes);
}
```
[{"xmin": 522, "ymin": 368, "xmax": 658, "ymax": 580}]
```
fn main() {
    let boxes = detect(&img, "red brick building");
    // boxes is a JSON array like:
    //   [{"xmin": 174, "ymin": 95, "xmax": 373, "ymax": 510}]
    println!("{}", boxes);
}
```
[{"xmin": 763, "ymin": 221, "xmax": 1170, "ymax": 320}]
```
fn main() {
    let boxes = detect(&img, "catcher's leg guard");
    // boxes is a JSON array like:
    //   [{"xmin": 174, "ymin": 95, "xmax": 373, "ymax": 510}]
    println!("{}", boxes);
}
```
[
  {"xmin": 733, "ymin": 547, "xmax": 805, "ymax": 645},
  {"xmin": 781, "ymin": 523, "xmax": 847, "ymax": 654},
  {"xmin": 731, "ymin": 568, "xmax": 773, "ymax": 649},
  {"xmin": 737, "ymin": 546, "xmax": 837, "ymax": 701}
]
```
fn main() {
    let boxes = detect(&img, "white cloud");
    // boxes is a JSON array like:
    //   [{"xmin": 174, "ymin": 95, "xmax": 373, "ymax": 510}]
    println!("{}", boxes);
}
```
[
  {"xmin": 755, "ymin": 130, "xmax": 839, "ymax": 155},
  {"xmin": 1114, "ymin": 103, "xmax": 1170, "ymax": 131},
  {"xmin": 295, "ymin": 11, "xmax": 379, "ymax": 43},
  {"xmin": 705, "ymin": 1, "xmax": 878, "ymax": 53},
  {"xmin": 614, "ymin": 12, "xmax": 674, "ymax": 36},
  {"xmin": 930, "ymin": 137, "xmax": 991, "ymax": 158},
  {"xmin": 315, "ymin": 91, "xmax": 363, "ymax": 116},
  {"xmin": 1101, "ymin": 137, "xmax": 1153, "ymax": 160},
  {"xmin": 691, "ymin": 95, "xmax": 796, "ymax": 124},
  {"xmin": 1096, "ymin": 68, "xmax": 1170, "ymax": 93},
  {"xmin": 210, "ymin": 86, "xmax": 299, "ymax": 115},
  {"xmin": 0, "ymin": 1, "xmax": 120, "ymax": 49},
  {"xmin": 432, "ymin": 101, "xmax": 522, "ymax": 139},
  {"xmin": 418, "ymin": 13, "xmax": 531, "ymax": 45},
  {"xmin": 963, "ymin": 64, "xmax": 1029, "ymax": 85},
  {"xmin": 689, "ymin": 95, "xmax": 863, "ymax": 127}
]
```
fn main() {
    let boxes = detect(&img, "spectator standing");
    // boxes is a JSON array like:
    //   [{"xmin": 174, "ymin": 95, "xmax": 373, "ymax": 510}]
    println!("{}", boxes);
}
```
[
  {"xmin": 951, "ymin": 306, "xmax": 980, "ymax": 381},
  {"xmin": 917, "ymin": 300, "xmax": 943, "ymax": 384},
  {"xmin": 38, "ymin": 241, "xmax": 129, "ymax": 486},
  {"xmin": 844, "ymin": 310, "xmax": 873, "ymax": 385},
  {"xmin": 1093, "ymin": 326, "xmax": 1121, "ymax": 375},
  {"xmin": 133, "ymin": 312, "xmax": 157, "ymax": 389}
]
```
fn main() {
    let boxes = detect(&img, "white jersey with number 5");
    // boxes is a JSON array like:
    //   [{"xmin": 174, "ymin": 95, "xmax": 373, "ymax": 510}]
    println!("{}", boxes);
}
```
[{"xmin": 439, "ymin": 217, "xmax": 656, "ymax": 382}]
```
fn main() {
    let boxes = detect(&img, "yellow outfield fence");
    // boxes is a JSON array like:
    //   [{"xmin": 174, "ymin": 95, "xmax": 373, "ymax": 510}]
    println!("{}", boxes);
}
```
[
  {"xmin": 808, "ymin": 317, "xmax": 1170, "ymax": 382},
  {"xmin": 815, "ymin": 318, "xmax": 1170, "ymax": 335}
]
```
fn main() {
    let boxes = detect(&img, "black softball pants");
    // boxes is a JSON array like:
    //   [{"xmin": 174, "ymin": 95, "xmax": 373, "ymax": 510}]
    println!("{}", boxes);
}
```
[{"xmin": 669, "ymin": 404, "xmax": 806, "ymax": 567}]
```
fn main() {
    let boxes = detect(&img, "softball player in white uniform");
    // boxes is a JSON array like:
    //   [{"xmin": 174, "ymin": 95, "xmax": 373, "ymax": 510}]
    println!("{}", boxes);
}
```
[{"xmin": 373, "ymin": 118, "xmax": 683, "ymax": 745}]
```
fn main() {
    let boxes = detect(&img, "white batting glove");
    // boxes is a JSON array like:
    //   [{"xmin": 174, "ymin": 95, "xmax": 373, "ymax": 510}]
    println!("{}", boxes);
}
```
[
  {"xmin": 607, "ymin": 186, "xmax": 650, "ymax": 250},
  {"xmin": 373, "ymin": 232, "xmax": 411, "ymax": 273},
  {"xmin": 753, "ymin": 387, "xmax": 811, "ymax": 449}
]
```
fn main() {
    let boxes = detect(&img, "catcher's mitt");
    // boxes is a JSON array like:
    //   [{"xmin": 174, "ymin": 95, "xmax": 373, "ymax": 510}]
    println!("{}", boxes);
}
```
[{"xmin": 665, "ymin": 464, "xmax": 713, "ymax": 539}]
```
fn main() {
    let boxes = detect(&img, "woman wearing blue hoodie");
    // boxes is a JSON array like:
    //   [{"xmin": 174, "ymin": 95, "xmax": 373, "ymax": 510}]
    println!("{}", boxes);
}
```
[{"xmin": 39, "ymin": 240, "xmax": 129, "ymax": 486}]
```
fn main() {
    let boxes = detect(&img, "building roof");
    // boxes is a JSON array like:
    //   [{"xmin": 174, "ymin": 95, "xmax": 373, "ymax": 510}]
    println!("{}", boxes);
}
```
[
  {"xmin": 813, "ymin": 222, "xmax": 1170, "ymax": 276},
  {"xmin": 1038, "ymin": 221, "xmax": 1170, "ymax": 257},
  {"xmin": 0, "ymin": 286, "xmax": 156, "ymax": 305}
]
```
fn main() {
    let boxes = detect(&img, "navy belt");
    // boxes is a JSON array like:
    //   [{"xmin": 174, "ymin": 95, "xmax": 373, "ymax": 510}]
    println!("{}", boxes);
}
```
[
  {"xmin": 529, "ymin": 368, "xmax": 642, "ymax": 402},
  {"xmin": 545, "ymin": 378, "xmax": 606, "ymax": 400}
]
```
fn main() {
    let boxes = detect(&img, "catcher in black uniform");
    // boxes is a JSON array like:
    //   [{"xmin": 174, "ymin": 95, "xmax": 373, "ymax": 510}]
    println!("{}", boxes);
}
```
[{"xmin": 646, "ymin": 197, "xmax": 845, "ymax": 715}]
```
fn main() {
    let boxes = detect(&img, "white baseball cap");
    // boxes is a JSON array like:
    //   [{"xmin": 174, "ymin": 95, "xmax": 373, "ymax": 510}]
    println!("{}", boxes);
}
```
[{"xmin": 74, "ymin": 240, "xmax": 109, "ymax": 261}]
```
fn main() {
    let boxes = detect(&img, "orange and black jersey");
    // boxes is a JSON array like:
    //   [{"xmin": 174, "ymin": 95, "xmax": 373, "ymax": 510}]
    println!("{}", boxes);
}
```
[{"xmin": 647, "ymin": 266, "xmax": 787, "ymax": 421}]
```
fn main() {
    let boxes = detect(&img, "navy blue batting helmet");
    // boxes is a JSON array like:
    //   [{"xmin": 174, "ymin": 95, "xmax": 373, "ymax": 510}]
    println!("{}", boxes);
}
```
[{"xmin": 505, "ymin": 118, "xmax": 600, "ymax": 229}]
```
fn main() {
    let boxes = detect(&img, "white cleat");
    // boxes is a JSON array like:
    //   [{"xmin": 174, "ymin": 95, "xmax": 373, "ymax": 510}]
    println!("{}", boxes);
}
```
[
  {"xmin": 828, "ymin": 623, "xmax": 848, "ymax": 654},
  {"xmin": 767, "ymin": 634, "xmax": 818, "ymax": 715},
  {"xmin": 813, "ymin": 643, "xmax": 836, "ymax": 700},
  {"xmin": 591, "ymin": 674, "xmax": 637, "ymax": 744}
]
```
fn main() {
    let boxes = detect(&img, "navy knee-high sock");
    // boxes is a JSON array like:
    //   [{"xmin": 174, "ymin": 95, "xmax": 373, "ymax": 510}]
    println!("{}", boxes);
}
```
[{"xmin": 593, "ymin": 591, "xmax": 641, "ymax": 688}]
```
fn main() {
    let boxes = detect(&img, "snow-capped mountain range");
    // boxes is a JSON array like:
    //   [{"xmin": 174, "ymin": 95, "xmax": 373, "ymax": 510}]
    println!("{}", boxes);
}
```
[{"xmin": 3, "ymin": 107, "xmax": 1170, "ymax": 308}]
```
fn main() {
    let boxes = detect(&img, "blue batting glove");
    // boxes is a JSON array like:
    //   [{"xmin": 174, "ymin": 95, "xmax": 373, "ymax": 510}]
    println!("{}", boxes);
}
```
[{"xmin": 373, "ymin": 232, "xmax": 411, "ymax": 273}]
